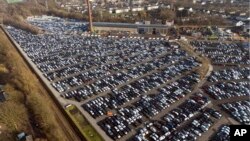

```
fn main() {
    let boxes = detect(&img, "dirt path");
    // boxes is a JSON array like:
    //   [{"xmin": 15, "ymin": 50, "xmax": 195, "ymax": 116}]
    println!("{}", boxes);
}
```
[
  {"xmin": 177, "ymin": 40, "xmax": 213, "ymax": 80},
  {"xmin": 23, "ymin": 94, "xmax": 46, "ymax": 139}
]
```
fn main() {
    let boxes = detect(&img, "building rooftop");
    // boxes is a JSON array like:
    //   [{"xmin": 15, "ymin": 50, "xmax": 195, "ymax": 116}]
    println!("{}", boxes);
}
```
[{"xmin": 93, "ymin": 22, "xmax": 168, "ymax": 28}]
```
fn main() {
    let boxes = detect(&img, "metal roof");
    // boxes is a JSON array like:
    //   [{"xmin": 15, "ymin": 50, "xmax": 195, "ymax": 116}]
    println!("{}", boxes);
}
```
[{"xmin": 92, "ymin": 22, "xmax": 168, "ymax": 29}]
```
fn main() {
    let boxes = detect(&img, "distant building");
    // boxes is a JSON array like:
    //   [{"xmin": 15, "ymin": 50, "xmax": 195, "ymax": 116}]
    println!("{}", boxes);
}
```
[
  {"xmin": 178, "ymin": 7, "xmax": 184, "ymax": 11},
  {"xmin": 165, "ymin": 20, "xmax": 174, "ymax": 26},
  {"xmin": 188, "ymin": 8, "xmax": 193, "ymax": 13},
  {"xmin": 93, "ymin": 22, "xmax": 169, "ymax": 35},
  {"xmin": 229, "ymin": 11, "xmax": 236, "ymax": 16},
  {"xmin": 131, "ymin": 0, "xmax": 144, "ymax": 5},
  {"xmin": 236, "ymin": 21, "xmax": 244, "ymax": 27},
  {"xmin": 137, "ymin": 24, "xmax": 168, "ymax": 35},
  {"xmin": 131, "ymin": 7, "xmax": 144, "ymax": 12},
  {"xmin": 240, "ymin": 13, "xmax": 246, "ymax": 16},
  {"xmin": 146, "ymin": 5, "xmax": 159, "ymax": 11},
  {"xmin": 176, "ymin": 7, "xmax": 189, "ymax": 18},
  {"xmin": 109, "ymin": 8, "xmax": 130, "ymax": 14},
  {"xmin": 144, "ymin": 21, "xmax": 150, "ymax": 25}
]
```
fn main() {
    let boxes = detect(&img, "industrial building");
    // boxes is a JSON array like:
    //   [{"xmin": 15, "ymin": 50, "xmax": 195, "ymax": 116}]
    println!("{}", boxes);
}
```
[{"xmin": 93, "ymin": 22, "xmax": 169, "ymax": 34}]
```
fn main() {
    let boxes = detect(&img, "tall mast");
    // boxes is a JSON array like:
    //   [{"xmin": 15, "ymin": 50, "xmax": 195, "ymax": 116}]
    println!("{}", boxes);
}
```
[{"xmin": 86, "ymin": 0, "xmax": 93, "ymax": 33}]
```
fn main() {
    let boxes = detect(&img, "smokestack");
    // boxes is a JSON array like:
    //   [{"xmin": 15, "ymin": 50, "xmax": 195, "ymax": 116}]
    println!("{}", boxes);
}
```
[{"xmin": 86, "ymin": 0, "xmax": 93, "ymax": 33}]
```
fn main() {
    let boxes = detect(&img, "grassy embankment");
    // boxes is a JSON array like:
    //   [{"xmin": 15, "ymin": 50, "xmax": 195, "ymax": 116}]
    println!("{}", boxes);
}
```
[
  {"xmin": 0, "ymin": 28, "xmax": 71, "ymax": 141},
  {"xmin": 65, "ymin": 105, "xmax": 103, "ymax": 141}
]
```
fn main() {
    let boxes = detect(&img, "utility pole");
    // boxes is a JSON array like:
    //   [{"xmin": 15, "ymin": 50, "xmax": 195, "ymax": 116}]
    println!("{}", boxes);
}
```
[{"xmin": 86, "ymin": 0, "xmax": 93, "ymax": 33}]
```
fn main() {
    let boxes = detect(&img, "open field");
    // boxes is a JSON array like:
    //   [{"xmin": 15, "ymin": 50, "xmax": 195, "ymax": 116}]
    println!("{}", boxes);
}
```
[
  {"xmin": 0, "ymin": 27, "xmax": 80, "ymax": 141},
  {"xmin": 66, "ymin": 105, "xmax": 103, "ymax": 141}
]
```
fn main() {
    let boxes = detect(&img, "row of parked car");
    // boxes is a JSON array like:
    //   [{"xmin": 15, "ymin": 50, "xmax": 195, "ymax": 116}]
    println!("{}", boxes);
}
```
[
  {"xmin": 203, "ymin": 81, "xmax": 250, "ymax": 100},
  {"xmin": 66, "ymin": 56, "xmax": 200, "ymax": 101},
  {"xmin": 207, "ymin": 55, "xmax": 249, "ymax": 65},
  {"xmin": 54, "ymin": 50, "xmax": 188, "ymax": 93},
  {"xmin": 190, "ymin": 41, "xmax": 249, "ymax": 65},
  {"xmin": 222, "ymin": 100, "xmax": 250, "ymax": 125},
  {"xmin": 7, "ymin": 26, "xmax": 209, "ymax": 141},
  {"xmin": 132, "ymin": 93, "xmax": 216, "ymax": 141},
  {"xmin": 208, "ymin": 67, "xmax": 250, "ymax": 82},
  {"xmin": 169, "ymin": 110, "xmax": 221, "ymax": 141},
  {"xmin": 82, "ymin": 69, "xmax": 200, "ymax": 119},
  {"xmin": 133, "ymin": 72, "xmax": 200, "ymax": 118},
  {"xmin": 8, "ymin": 27, "xmax": 203, "ymax": 96},
  {"xmin": 84, "ymin": 73, "xmax": 201, "ymax": 139},
  {"xmin": 36, "ymin": 38, "xmax": 169, "ymax": 73},
  {"xmin": 39, "ymin": 40, "xmax": 170, "ymax": 73},
  {"xmin": 28, "ymin": 16, "xmax": 88, "ymax": 34},
  {"xmin": 98, "ymin": 115, "xmax": 131, "ymax": 140},
  {"xmin": 9, "ymin": 27, "xmax": 172, "ymax": 74},
  {"xmin": 211, "ymin": 125, "xmax": 230, "ymax": 141}
]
